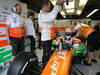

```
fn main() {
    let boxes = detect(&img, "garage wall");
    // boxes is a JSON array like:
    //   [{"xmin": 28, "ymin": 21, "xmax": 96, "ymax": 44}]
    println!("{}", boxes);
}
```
[
  {"xmin": 92, "ymin": 20, "xmax": 100, "ymax": 27},
  {"xmin": 0, "ymin": 0, "xmax": 27, "ymax": 64},
  {"xmin": 0, "ymin": 0, "xmax": 27, "ymax": 16},
  {"xmin": 54, "ymin": 19, "xmax": 87, "ymax": 27},
  {"xmin": 54, "ymin": 19, "xmax": 100, "ymax": 28}
]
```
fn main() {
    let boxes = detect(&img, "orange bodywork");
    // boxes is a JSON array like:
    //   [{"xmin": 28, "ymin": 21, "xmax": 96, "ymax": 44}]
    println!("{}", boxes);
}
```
[
  {"xmin": 74, "ymin": 39, "xmax": 82, "ymax": 44},
  {"xmin": 42, "ymin": 50, "xmax": 73, "ymax": 75}
]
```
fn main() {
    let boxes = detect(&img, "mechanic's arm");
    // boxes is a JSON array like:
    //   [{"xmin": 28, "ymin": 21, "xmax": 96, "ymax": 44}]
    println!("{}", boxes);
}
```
[
  {"xmin": 41, "ymin": 0, "xmax": 63, "ymax": 22},
  {"xmin": 41, "ymin": 5, "xmax": 60, "ymax": 23}
]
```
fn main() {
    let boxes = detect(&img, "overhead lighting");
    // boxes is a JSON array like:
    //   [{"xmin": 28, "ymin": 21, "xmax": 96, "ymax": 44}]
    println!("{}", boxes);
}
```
[
  {"xmin": 64, "ymin": 1, "xmax": 74, "ymax": 9},
  {"xmin": 63, "ymin": 15, "xmax": 66, "ymax": 18},
  {"xmin": 66, "ymin": 9, "xmax": 74, "ymax": 13},
  {"xmin": 50, "ymin": 0, "xmax": 56, "ymax": 5},
  {"xmin": 86, "ymin": 9, "xmax": 99, "ymax": 17},
  {"xmin": 77, "ymin": 10, "xmax": 82, "ymax": 15},
  {"xmin": 79, "ymin": 0, "xmax": 88, "ymax": 7},
  {"xmin": 60, "ymin": 11, "xmax": 65, "ymax": 16}
]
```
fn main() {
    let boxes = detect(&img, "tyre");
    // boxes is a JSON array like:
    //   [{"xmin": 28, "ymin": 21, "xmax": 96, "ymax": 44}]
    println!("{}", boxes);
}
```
[{"xmin": 7, "ymin": 52, "xmax": 41, "ymax": 75}]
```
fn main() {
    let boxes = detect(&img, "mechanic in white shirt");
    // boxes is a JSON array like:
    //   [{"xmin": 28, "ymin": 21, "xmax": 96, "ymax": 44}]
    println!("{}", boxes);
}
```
[
  {"xmin": 7, "ymin": 4, "xmax": 25, "ymax": 58},
  {"xmin": 38, "ymin": 0, "xmax": 63, "ymax": 65},
  {"xmin": 25, "ymin": 13, "xmax": 36, "ymax": 53}
]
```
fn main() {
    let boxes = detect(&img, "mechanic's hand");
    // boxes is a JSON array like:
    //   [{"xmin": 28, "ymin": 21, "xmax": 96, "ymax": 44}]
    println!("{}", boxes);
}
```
[{"xmin": 56, "ymin": 0, "xmax": 63, "ymax": 5}]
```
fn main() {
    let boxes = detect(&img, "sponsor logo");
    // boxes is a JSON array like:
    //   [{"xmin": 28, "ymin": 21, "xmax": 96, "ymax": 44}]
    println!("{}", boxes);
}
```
[{"xmin": 50, "ymin": 51, "xmax": 66, "ymax": 75}]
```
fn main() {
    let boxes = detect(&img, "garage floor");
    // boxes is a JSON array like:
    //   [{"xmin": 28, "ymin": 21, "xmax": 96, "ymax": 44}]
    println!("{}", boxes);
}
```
[
  {"xmin": 0, "ymin": 49, "xmax": 100, "ymax": 75},
  {"xmin": 73, "ymin": 61, "xmax": 100, "ymax": 75}
]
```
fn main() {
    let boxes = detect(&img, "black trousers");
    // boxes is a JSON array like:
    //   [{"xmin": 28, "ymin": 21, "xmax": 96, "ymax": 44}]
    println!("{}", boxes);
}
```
[
  {"xmin": 38, "ymin": 32, "xmax": 41, "ymax": 48},
  {"xmin": 10, "ymin": 37, "xmax": 25, "ymax": 56},
  {"xmin": 87, "ymin": 31, "xmax": 100, "ymax": 52},
  {"xmin": 28, "ymin": 36, "xmax": 35, "ymax": 52},
  {"xmin": 42, "ymin": 40, "xmax": 52, "ymax": 63}
]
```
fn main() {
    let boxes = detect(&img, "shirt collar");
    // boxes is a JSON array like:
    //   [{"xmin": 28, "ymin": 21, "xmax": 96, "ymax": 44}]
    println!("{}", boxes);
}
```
[{"xmin": 40, "ymin": 10, "xmax": 47, "ymax": 14}]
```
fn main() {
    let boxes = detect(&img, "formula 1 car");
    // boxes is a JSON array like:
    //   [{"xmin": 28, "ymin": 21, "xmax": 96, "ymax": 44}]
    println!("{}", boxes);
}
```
[
  {"xmin": 7, "ymin": 50, "xmax": 73, "ymax": 75},
  {"xmin": 7, "ymin": 28, "xmax": 86, "ymax": 75}
]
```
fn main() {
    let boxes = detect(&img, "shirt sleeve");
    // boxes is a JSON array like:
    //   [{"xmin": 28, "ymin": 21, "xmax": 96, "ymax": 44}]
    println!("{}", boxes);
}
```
[
  {"xmin": 40, "ymin": 5, "xmax": 60, "ymax": 22},
  {"xmin": 37, "ymin": 14, "xmax": 41, "ymax": 27}
]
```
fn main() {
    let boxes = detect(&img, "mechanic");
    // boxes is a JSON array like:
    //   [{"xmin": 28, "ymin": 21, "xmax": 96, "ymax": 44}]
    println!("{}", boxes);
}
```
[
  {"xmin": 73, "ymin": 21, "xmax": 100, "ymax": 65},
  {"xmin": 7, "ymin": 4, "xmax": 25, "ymax": 60},
  {"xmin": 38, "ymin": 0, "xmax": 63, "ymax": 66},
  {"xmin": 94, "ymin": 23, "xmax": 100, "ymax": 59},
  {"xmin": 25, "ymin": 13, "xmax": 37, "ymax": 53}
]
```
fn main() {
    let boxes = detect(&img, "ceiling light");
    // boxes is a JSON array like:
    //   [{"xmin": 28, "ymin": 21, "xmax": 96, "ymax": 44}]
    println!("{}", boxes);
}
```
[
  {"xmin": 66, "ymin": 9, "xmax": 74, "ymax": 13},
  {"xmin": 50, "ymin": 0, "xmax": 56, "ymax": 5},
  {"xmin": 86, "ymin": 9, "xmax": 99, "ymax": 17},
  {"xmin": 77, "ymin": 10, "xmax": 82, "ymax": 15},
  {"xmin": 60, "ymin": 11, "xmax": 65, "ymax": 16},
  {"xmin": 64, "ymin": 1, "xmax": 74, "ymax": 9},
  {"xmin": 63, "ymin": 15, "xmax": 66, "ymax": 18},
  {"xmin": 79, "ymin": 0, "xmax": 88, "ymax": 7}
]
